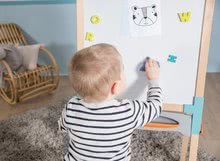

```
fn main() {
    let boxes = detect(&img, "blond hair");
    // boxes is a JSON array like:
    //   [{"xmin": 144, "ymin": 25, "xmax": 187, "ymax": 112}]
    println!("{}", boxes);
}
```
[{"xmin": 69, "ymin": 43, "xmax": 121, "ymax": 102}]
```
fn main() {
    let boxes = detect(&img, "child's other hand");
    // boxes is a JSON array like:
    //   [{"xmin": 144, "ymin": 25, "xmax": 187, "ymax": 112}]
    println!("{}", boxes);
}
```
[{"xmin": 145, "ymin": 58, "xmax": 160, "ymax": 80}]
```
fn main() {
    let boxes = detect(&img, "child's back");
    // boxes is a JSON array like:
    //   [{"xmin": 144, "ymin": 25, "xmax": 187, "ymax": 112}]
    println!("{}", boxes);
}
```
[{"xmin": 58, "ymin": 43, "xmax": 162, "ymax": 161}]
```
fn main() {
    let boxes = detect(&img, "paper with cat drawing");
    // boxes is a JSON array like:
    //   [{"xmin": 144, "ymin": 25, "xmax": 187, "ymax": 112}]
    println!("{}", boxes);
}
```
[{"xmin": 128, "ymin": 0, "xmax": 161, "ymax": 37}]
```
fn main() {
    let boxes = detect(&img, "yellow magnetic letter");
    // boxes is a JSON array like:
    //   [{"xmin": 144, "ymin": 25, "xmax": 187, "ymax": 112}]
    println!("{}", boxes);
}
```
[
  {"xmin": 91, "ymin": 15, "xmax": 100, "ymax": 24},
  {"xmin": 85, "ymin": 32, "xmax": 94, "ymax": 42},
  {"xmin": 178, "ymin": 12, "xmax": 191, "ymax": 22}
]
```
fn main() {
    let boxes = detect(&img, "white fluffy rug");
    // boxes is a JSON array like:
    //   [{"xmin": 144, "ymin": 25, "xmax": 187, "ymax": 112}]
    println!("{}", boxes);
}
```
[{"xmin": 0, "ymin": 99, "xmax": 218, "ymax": 161}]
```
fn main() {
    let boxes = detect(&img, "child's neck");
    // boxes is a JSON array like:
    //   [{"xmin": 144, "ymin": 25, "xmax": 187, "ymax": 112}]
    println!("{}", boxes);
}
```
[{"xmin": 84, "ymin": 93, "xmax": 116, "ymax": 104}]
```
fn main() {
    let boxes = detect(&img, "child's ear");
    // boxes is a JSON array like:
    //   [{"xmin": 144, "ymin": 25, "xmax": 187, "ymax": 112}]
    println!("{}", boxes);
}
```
[{"xmin": 111, "ymin": 81, "xmax": 120, "ymax": 95}]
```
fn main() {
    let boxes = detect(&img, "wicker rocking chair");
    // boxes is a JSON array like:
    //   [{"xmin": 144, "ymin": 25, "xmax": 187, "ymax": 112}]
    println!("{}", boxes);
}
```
[{"xmin": 0, "ymin": 23, "xmax": 59, "ymax": 104}]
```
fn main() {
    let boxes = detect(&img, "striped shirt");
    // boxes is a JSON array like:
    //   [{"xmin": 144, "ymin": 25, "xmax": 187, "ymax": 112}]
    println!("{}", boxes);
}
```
[{"xmin": 58, "ymin": 81, "xmax": 162, "ymax": 161}]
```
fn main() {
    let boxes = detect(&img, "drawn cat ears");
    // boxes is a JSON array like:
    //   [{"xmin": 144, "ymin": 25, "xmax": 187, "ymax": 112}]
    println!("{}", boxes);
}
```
[{"xmin": 132, "ymin": 4, "xmax": 156, "ymax": 11}]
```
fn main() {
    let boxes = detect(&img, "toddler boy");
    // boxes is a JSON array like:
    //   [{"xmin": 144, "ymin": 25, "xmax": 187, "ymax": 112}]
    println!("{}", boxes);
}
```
[{"xmin": 58, "ymin": 43, "xmax": 162, "ymax": 161}]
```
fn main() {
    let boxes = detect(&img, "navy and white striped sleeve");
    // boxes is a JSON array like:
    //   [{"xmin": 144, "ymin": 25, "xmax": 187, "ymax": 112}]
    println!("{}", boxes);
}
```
[
  {"xmin": 58, "ymin": 104, "xmax": 68, "ymax": 132},
  {"xmin": 132, "ymin": 80, "xmax": 163, "ymax": 128}
]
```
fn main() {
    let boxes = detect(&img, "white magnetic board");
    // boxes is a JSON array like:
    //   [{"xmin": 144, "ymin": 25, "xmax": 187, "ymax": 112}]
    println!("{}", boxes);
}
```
[{"xmin": 83, "ymin": 0, "xmax": 206, "ymax": 105}]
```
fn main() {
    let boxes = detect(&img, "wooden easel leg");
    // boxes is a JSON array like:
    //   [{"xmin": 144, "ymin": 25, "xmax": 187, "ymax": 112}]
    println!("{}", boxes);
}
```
[
  {"xmin": 180, "ymin": 135, "xmax": 190, "ymax": 161},
  {"xmin": 188, "ymin": 134, "xmax": 199, "ymax": 161}
]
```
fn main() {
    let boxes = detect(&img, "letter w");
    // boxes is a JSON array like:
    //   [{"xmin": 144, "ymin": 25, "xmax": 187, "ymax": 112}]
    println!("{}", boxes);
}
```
[{"xmin": 178, "ymin": 12, "xmax": 191, "ymax": 22}]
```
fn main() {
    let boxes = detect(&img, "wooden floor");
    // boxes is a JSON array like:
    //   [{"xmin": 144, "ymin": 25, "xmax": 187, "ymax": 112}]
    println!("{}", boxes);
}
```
[
  {"xmin": 0, "ymin": 74, "xmax": 220, "ymax": 160},
  {"xmin": 0, "ymin": 77, "xmax": 74, "ymax": 121},
  {"xmin": 200, "ymin": 73, "xmax": 220, "ymax": 160}
]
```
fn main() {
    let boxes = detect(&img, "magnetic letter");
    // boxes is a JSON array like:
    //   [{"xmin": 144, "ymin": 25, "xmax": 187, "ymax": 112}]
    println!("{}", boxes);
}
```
[
  {"xmin": 85, "ymin": 32, "xmax": 94, "ymax": 41},
  {"xmin": 178, "ymin": 12, "xmax": 191, "ymax": 22},
  {"xmin": 167, "ymin": 55, "xmax": 177, "ymax": 63},
  {"xmin": 91, "ymin": 15, "xmax": 100, "ymax": 24}
]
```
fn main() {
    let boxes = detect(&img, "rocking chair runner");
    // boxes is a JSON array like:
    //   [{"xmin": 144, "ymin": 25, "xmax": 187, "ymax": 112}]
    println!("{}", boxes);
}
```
[{"xmin": 0, "ymin": 23, "xmax": 59, "ymax": 104}]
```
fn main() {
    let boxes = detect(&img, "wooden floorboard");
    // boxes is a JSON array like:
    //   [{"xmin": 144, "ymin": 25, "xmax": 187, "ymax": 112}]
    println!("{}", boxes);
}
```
[{"xmin": 200, "ymin": 73, "xmax": 220, "ymax": 159}]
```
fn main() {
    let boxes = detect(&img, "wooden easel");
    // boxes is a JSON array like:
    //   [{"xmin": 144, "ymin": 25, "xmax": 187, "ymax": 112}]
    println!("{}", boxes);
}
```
[
  {"xmin": 76, "ymin": 0, "xmax": 215, "ymax": 160},
  {"xmin": 180, "ymin": 1, "xmax": 215, "ymax": 160}
]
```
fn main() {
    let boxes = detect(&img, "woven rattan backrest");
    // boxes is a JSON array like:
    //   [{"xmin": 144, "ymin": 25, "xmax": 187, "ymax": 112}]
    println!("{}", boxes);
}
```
[{"xmin": 0, "ymin": 23, "xmax": 27, "ymax": 45}]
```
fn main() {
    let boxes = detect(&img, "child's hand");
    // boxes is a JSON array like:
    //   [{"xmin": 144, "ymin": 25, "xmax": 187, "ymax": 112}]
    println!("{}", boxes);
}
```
[{"xmin": 145, "ymin": 58, "xmax": 160, "ymax": 80}]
